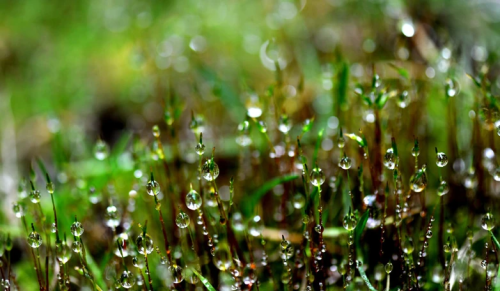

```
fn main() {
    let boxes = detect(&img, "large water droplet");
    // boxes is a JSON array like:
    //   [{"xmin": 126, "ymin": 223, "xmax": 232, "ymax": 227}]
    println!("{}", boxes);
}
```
[
  {"xmin": 120, "ymin": 270, "xmax": 136, "ymax": 289},
  {"xmin": 310, "ymin": 167, "xmax": 325, "ymax": 186},
  {"xmin": 28, "ymin": 231, "xmax": 42, "ymax": 248},
  {"xmin": 383, "ymin": 148, "xmax": 396, "ymax": 170},
  {"xmin": 29, "ymin": 190, "xmax": 41, "ymax": 204},
  {"xmin": 482, "ymin": 213, "xmax": 495, "ymax": 231},
  {"xmin": 186, "ymin": 189, "xmax": 202, "ymax": 210},
  {"xmin": 71, "ymin": 221, "xmax": 84, "ymax": 237},
  {"xmin": 202, "ymin": 160, "xmax": 220, "ymax": 181},
  {"xmin": 136, "ymin": 234, "xmax": 154, "ymax": 255},
  {"xmin": 56, "ymin": 243, "xmax": 72, "ymax": 264},
  {"xmin": 385, "ymin": 262, "xmax": 393, "ymax": 274},
  {"xmin": 213, "ymin": 246, "xmax": 232, "ymax": 271},
  {"xmin": 175, "ymin": 211, "xmax": 190, "ymax": 228},
  {"xmin": 410, "ymin": 167, "xmax": 427, "ymax": 192},
  {"xmin": 146, "ymin": 180, "xmax": 160, "ymax": 196},
  {"xmin": 339, "ymin": 156, "xmax": 352, "ymax": 170},
  {"xmin": 436, "ymin": 152, "xmax": 448, "ymax": 167},
  {"xmin": 114, "ymin": 233, "xmax": 130, "ymax": 257}
]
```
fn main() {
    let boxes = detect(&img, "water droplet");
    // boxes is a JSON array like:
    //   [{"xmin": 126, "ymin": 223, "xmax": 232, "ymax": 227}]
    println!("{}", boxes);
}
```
[
  {"xmin": 410, "ymin": 167, "xmax": 427, "ymax": 192},
  {"xmin": 337, "ymin": 136, "xmax": 345, "ymax": 148},
  {"xmin": 246, "ymin": 93, "xmax": 263, "ymax": 118},
  {"xmin": 105, "ymin": 205, "xmax": 120, "ymax": 228},
  {"xmin": 280, "ymin": 236, "xmax": 291, "ymax": 252},
  {"xmin": 175, "ymin": 211, "xmax": 190, "ymax": 228},
  {"xmin": 195, "ymin": 143, "xmax": 205, "ymax": 155},
  {"xmin": 88, "ymin": 187, "xmax": 101, "ymax": 204},
  {"xmin": 46, "ymin": 182, "xmax": 54, "ymax": 194},
  {"xmin": 487, "ymin": 263, "xmax": 496, "ymax": 277},
  {"xmin": 136, "ymin": 234, "xmax": 154, "ymax": 255},
  {"xmin": 339, "ymin": 156, "xmax": 352, "ymax": 170},
  {"xmin": 56, "ymin": 243, "xmax": 72, "ymax": 264},
  {"xmin": 343, "ymin": 212, "xmax": 357, "ymax": 231},
  {"xmin": 132, "ymin": 256, "xmax": 145, "ymax": 269},
  {"xmin": 13, "ymin": 204, "xmax": 23, "ymax": 218},
  {"xmin": 213, "ymin": 246, "xmax": 232, "ymax": 271},
  {"xmin": 28, "ymin": 231, "xmax": 42, "ymax": 248},
  {"xmin": 152, "ymin": 125, "xmax": 160, "ymax": 137},
  {"xmin": 436, "ymin": 152, "xmax": 448, "ymax": 167},
  {"xmin": 445, "ymin": 78, "xmax": 460, "ymax": 97},
  {"xmin": 310, "ymin": 167, "xmax": 325, "ymax": 186},
  {"xmin": 120, "ymin": 270, "xmax": 136, "ymax": 289},
  {"xmin": 494, "ymin": 168, "xmax": 500, "ymax": 181},
  {"xmin": 146, "ymin": 180, "xmax": 160, "ymax": 196},
  {"xmin": 248, "ymin": 215, "xmax": 263, "ymax": 237},
  {"xmin": 114, "ymin": 233, "xmax": 130, "ymax": 257},
  {"xmin": 71, "ymin": 241, "xmax": 82, "ymax": 253},
  {"xmin": 29, "ymin": 190, "xmax": 41, "ymax": 204},
  {"xmin": 71, "ymin": 221, "xmax": 84, "ymax": 237},
  {"xmin": 189, "ymin": 115, "xmax": 205, "ymax": 134},
  {"xmin": 482, "ymin": 213, "xmax": 495, "ymax": 231},
  {"xmin": 464, "ymin": 169, "xmax": 478, "ymax": 189},
  {"xmin": 160, "ymin": 256, "xmax": 167, "ymax": 265},
  {"xmin": 51, "ymin": 223, "xmax": 57, "ymax": 233},
  {"xmin": 202, "ymin": 160, "xmax": 220, "ymax": 181},
  {"xmin": 383, "ymin": 148, "xmax": 396, "ymax": 170},
  {"xmin": 1, "ymin": 279, "xmax": 10, "ymax": 289},
  {"xmin": 94, "ymin": 140, "xmax": 109, "ymax": 160},
  {"xmin": 186, "ymin": 189, "xmax": 202, "ymax": 210},
  {"xmin": 168, "ymin": 264, "xmax": 184, "ymax": 284},
  {"xmin": 426, "ymin": 230, "xmax": 433, "ymax": 238},
  {"xmin": 403, "ymin": 238, "xmax": 414, "ymax": 254},
  {"xmin": 437, "ymin": 180, "xmax": 449, "ymax": 196},
  {"xmin": 292, "ymin": 194, "xmax": 305, "ymax": 209},
  {"xmin": 385, "ymin": 262, "xmax": 393, "ymax": 274},
  {"xmin": 397, "ymin": 90, "xmax": 409, "ymax": 108},
  {"xmin": 278, "ymin": 115, "xmax": 292, "ymax": 133}
]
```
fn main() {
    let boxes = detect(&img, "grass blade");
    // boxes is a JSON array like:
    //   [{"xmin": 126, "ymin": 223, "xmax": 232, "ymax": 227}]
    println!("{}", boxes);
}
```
[
  {"xmin": 355, "ymin": 210, "xmax": 370, "ymax": 245},
  {"xmin": 192, "ymin": 269, "xmax": 217, "ymax": 291},
  {"xmin": 242, "ymin": 174, "xmax": 299, "ymax": 216},
  {"xmin": 358, "ymin": 265, "xmax": 378, "ymax": 291},
  {"xmin": 312, "ymin": 128, "xmax": 324, "ymax": 166}
]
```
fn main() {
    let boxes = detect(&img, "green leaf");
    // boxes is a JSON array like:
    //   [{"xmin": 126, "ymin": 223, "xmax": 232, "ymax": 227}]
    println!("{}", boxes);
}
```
[
  {"xmin": 355, "ymin": 210, "xmax": 370, "ymax": 245},
  {"xmin": 192, "ymin": 269, "xmax": 217, "ymax": 291},
  {"xmin": 336, "ymin": 61, "xmax": 349, "ymax": 113},
  {"xmin": 344, "ymin": 133, "xmax": 367, "ymax": 147},
  {"xmin": 242, "ymin": 174, "xmax": 299, "ymax": 216},
  {"xmin": 492, "ymin": 231, "xmax": 500, "ymax": 291},
  {"xmin": 389, "ymin": 63, "xmax": 410, "ymax": 80},
  {"xmin": 490, "ymin": 230, "xmax": 500, "ymax": 250},
  {"xmin": 357, "ymin": 265, "xmax": 378, "ymax": 291},
  {"xmin": 313, "ymin": 128, "xmax": 324, "ymax": 166},
  {"xmin": 362, "ymin": 94, "xmax": 373, "ymax": 106},
  {"xmin": 302, "ymin": 117, "xmax": 315, "ymax": 134},
  {"xmin": 375, "ymin": 92, "xmax": 389, "ymax": 109},
  {"xmin": 83, "ymin": 243, "xmax": 106, "ymax": 290},
  {"xmin": 466, "ymin": 73, "xmax": 481, "ymax": 88}
]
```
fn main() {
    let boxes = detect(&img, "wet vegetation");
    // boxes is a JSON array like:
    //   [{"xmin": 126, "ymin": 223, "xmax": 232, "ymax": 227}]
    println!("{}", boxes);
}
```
[{"xmin": 1, "ymin": 0, "xmax": 500, "ymax": 290}]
